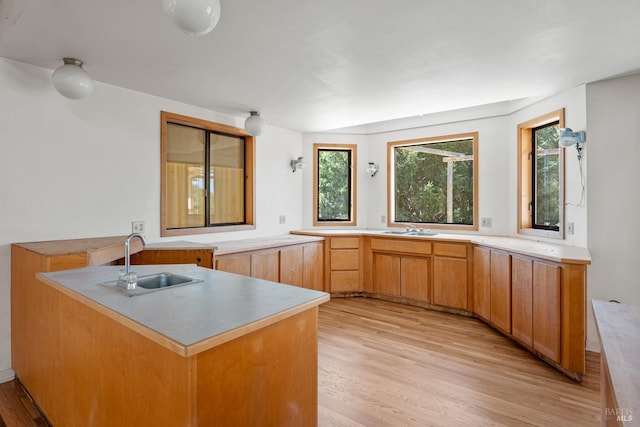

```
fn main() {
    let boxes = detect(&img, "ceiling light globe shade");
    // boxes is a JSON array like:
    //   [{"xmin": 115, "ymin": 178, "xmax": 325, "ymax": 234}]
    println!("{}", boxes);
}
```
[
  {"xmin": 162, "ymin": 0, "xmax": 221, "ymax": 36},
  {"xmin": 51, "ymin": 59, "xmax": 94, "ymax": 99},
  {"xmin": 245, "ymin": 112, "xmax": 265, "ymax": 136}
]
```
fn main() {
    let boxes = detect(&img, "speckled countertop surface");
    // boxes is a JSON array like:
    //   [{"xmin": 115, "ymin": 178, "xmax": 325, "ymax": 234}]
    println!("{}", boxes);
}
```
[{"xmin": 38, "ymin": 264, "xmax": 329, "ymax": 357}]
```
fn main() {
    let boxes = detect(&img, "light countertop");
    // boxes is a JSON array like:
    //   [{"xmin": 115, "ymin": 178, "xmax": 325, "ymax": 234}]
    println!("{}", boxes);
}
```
[
  {"xmin": 292, "ymin": 229, "xmax": 591, "ymax": 264},
  {"xmin": 38, "ymin": 264, "xmax": 329, "ymax": 357}
]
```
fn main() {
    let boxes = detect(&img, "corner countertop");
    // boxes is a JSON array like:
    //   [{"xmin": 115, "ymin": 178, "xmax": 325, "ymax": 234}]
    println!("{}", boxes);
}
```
[
  {"xmin": 291, "ymin": 229, "xmax": 591, "ymax": 264},
  {"xmin": 212, "ymin": 234, "xmax": 324, "ymax": 255},
  {"xmin": 37, "ymin": 264, "xmax": 329, "ymax": 357}
]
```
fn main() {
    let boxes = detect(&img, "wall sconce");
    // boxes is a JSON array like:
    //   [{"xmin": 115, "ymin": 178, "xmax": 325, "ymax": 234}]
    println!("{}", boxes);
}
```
[
  {"xmin": 559, "ymin": 128, "xmax": 586, "ymax": 160},
  {"xmin": 51, "ymin": 58, "xmax": 94, "ymax": 99},
  {"xmin": 162, "ymin": 0, "xmax": 221, "ymax": 36},
  {"xmin": 366, "ymin": 162, "xmax": 379, "ymax": 177},
  {"xmin": 291, "ymin": 157, "xmax": 305, "ymax": 173},
  {"xmin": 244, "ymin": 111, "xmax": 265, "ymax": 136}
]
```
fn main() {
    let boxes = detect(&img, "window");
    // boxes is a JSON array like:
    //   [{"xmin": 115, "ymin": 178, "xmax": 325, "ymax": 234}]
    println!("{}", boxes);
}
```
[
  {"xmin": 313, "ymin": 143, "xmax": 357, "ymax": 226},
  {"xmin": 161, "ymin": 111, "xmax": 255, "ymax": 237},
  {"xmin": 388, "ymin": 132, "xmax": 478, "ymax": 230},
  {"xmin": 517, "ymin": 109, "xmax": 565, "ymax": 239}
]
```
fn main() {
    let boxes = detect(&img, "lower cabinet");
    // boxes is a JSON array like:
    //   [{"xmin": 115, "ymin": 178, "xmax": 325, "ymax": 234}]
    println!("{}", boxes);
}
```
[
  {"xmin": 473, "ymin": 246, "xmax": 491, "ymax": 320},
  {"xmin": 432, "ymin": 257, "xmax": 467, "ymax": 310},
  {"xmin": 490, "ymin": 250, "xmax": 511, "ymax": 334},
  {"xmin": 327, "ymin": 236, "xmax": 362, "ymax": 292},
  {"xmin": 532, "ymin": 261, "xmax": 561, "ymax": 362},
  {"xmin": 372, "ymin": 253, "xmax": 430, "ymax": 300},
  {"xmin": 215, "ymin": 241, "xmax": 324, "ymax": 290}
]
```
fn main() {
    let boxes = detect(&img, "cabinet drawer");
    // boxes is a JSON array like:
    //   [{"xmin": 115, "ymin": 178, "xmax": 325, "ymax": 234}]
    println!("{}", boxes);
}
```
[
  {"xmin": 330, "ymin": 237, "xmax": 361, "ymax": 249},
  {"xmin": 370, "ymin": 238, "xmax": 431, "ymax": 255},
  {"xmin": 433, "ymin": 243, "xmax": 467, "ymax": 258},
  {"xmin": 330, "ymin": 249, "xmax": 360, "ymax": 270},
  {"xmin": 330, "ymin": 270, "xmax": 360, "ymax": 292}
]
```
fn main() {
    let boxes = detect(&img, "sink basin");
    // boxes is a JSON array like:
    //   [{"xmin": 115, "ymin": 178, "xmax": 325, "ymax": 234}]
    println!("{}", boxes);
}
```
[
  {"xmin": 136, "ymin": 272, "xmax": 198, "ymax": 289},
  {"xmin": 383, "ymin": 230, "xmax": 411, "ymax": 235},
  {"xmin": 383, "ymin": 230, "xmax": 438, "ymax": 236},
  {"xmin": 100, "ymin": 272, "xmax": 203, "ymax": 296}
]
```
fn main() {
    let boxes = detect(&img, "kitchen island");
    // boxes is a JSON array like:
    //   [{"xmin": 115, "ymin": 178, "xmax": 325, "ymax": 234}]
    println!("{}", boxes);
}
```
[{"xmin": 13, "ymin": 248, "xmax": 329, "ymax": 426}]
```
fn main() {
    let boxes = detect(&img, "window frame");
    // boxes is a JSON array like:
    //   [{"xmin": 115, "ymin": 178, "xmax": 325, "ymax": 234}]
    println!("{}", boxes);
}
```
[
  {"xmin": 387, "ymin": 132, "xmax": 479, "ymax": 231},
  {"xmin": 313, "ymin": 143, "xmax": 357, "ymax": 227},
  {"xmin": 160, "ymin": 111, "xmax": 255, "ymax": 237},
  {"xmin": 517, "ymin": 109, "xmax": 565, "ymax": 239}
]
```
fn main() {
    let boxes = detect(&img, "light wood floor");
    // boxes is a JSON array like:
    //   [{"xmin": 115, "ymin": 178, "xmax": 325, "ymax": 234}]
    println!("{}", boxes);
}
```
[
  {"xmin": 318, "ymin": 297, "xmax": 600, "ymax": 427},
  {"xmin": 0, "ymin": 297, "xmax": 600, "ymax": 426}
]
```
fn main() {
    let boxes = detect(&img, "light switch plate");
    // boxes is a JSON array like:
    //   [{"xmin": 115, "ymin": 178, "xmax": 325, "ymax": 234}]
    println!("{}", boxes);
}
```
[
  {"xmin": 481, "ymin": 217, "xmax": 492, "ymax": 227},
  {"xmin": 132, "ymin": 221, "xmax": 145, "ymax": 233}
]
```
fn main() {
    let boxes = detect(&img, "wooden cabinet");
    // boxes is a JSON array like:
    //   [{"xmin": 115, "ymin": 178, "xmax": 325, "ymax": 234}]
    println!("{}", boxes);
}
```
[
  {"xmin": 129, "ymin": 248, "xmax": 215, "ymax": 268},
  {"xmin": 532, "ymin": 261, "xmax": 561, "ymax": 362},
  {"xmin": 490, "ymin": 250, "xmax": 511, "ymax": 333},
  {"xmin": 473, "ymin": 246, "xmax": 491, "ymax": 320},
  {"xmin": 400, "ymin": 257, "xmax": 430, "ymax": 301},
  {"xmin": 372, "ymin": 253, "xmax": 401, "ymax": 295},
  {"xmin": 215, "ymin": 240, "xmax": 324, "ymax": 290},
  {"xmin": 511, "ymin": 255, "xmax": 533, "ymax": 346},
  {"xmin": 432, "ymin": 243, "xmax": 469, "ymax": 310},
  {"xmin": 327, "ymin": 236, "xmax": 362, "ymax": 292}
]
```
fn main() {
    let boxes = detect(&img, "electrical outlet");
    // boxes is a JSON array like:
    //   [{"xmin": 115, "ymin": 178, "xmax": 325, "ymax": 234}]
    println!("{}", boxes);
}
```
[
  {"xmin": 567, "ymin": 222, "xmax": 574, "ymax": 235},
  {"xmin": 481, "ymin": 217, "xmax": 492, "ymax": 227},
  {"xmin": 279, "ymin": 215, "xmax": 286, "ymax": 224},
  {"xmin": 381, "ymin": 215, "xmax": 386, "ymax": 223},
  {"xmin": 132, "ymin": 221, "xmax": 145, "ymax": 234}
]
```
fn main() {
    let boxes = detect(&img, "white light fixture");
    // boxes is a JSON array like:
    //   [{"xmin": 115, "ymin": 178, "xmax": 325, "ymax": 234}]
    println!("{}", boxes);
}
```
[
  {"xmin": 244, "ymin": 111, "xmax": 265, "ymax": 136},
  {"xmin": 366, "ymin": 162, "xmax": 379, "ymax": 177},
  {"xmin": 291, "ymin": 157, "xmax": 305, "ymax": 173},
  {"xmin": 51, "ymin": 58, "xmax": 94, "ymax": 99},
  {"xmin": 162, "ymin": 0, "xmax": 221, "ymax": 36},
  {"xmin": 559, "ymin": 128, "xmax": 586, "ymax": 160}
]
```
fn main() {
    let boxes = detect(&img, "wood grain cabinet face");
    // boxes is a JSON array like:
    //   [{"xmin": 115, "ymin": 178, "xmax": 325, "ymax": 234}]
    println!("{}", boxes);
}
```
[
  {"xmin": 328, "ymin": 237, "xmax": 362, "ymax": 292},
  {"xmin": 302, "ymin": 242, "xmax": 324, "ymax": 291},
  {"xmin": 473, "ymin": 247, "xmax": 491, "ymax": 320},
  {"xmin": 489, "ymin": 251, "xmax": 511, "ymax": 334},
  {"xmin": 373, "ymin": 253, "xmax": 401, "ymax": 295},
  {"xmin": 511, "ymin": 256, "xmax": 533, "ymax": 346},
  {"xmin": 215, "ymin": 253, "xmax": 252, "ymax": 276},
  {"xmin": 432, "ymin": 257, "xmax": 468, "ymax": 310},
  {"xmin": 400, "ymin": 257, "xmax": 429, "ymax": 302},
  {"xmin": 280, "ymin": 246, "xmax": 304, "ymax": 287},
  {"xmin": 532, "ymin": 261, "xmax": 561, "ymax": 362}
]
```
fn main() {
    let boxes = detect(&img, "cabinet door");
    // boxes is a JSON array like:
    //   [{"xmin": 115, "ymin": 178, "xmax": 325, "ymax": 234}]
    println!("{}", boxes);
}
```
[
  {"xmin": 373, "ymin": 253, "xmax": 400, "ymax": 296},
  {"xmin": 511, "ymin": 256, "xmax": 533, "ymax": 346},
  {"xmin": 400, "ymin": 257, "xmax": 429, "ymax": 302},
  {"xmin": 473, "ymin": 247, "xmax": 491, "ymax": 320},
  {"xmin": 432, "ymin": 257, "xmax": 468, "ymax": 310},
  {"xmin": 251, "ymin": 251, "xmax": 279, "ymax": 282},
  {"xmin": 280, "ymin": 246, "xmax": 303, "ymax": 287},
  {"xmin": 302, "ymin": 242, "xmax": 324, "ymax": 291},
  {"xmin": 216, "ymin": 254, "xmax": 251, "ymax": 276},
  {"xmin": 533, "ymin": 261, "xmax": 561, "ymax": 362},
  {"xmin": 490, "ymin": 251, "xmax": 511, "ymax": 333}
]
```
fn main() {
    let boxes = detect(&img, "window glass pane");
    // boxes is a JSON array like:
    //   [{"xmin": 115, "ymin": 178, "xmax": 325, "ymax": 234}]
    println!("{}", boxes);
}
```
[
  {"xmin": 210, "ymin": 133, "xmax": 245, "ymax": 225},
  {"xmin": 166, "ymin": 123, "xmax": 206, "ymax": 229},
  {"xmin": 394, "ymin": 138, "xmax": 474, "ymax": 225},
  {"xmin": 533, "ymin": 123, "xmax": 560, "ymax": 230},
  {"xmin": 318, "ymin": 149, "xmax": 351, "ymax": 221}
]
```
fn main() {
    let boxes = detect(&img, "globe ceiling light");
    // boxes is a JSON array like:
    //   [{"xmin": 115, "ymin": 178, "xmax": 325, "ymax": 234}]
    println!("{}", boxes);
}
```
[
  {"xmin": 244, "ymin": 111, "xmax": 265, "ymax": 136},
  {"xmin": 162, "ymin": 0, "xmax": 221, "ymax": 36},
  {"xmin": 51, "ymin": 58, "xmax": 94, "ymax": 100}
]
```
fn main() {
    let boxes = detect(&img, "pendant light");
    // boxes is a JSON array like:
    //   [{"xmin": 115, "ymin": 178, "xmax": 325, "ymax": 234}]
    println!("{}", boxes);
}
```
[
  {"xmin": 244, "ymin": 111, "xmax": 265, "ymax": 136},
  {"xmin": 51, "ymin": 58, "xmax": 94, "ymax": 100},
  {"xmin": 162, "ymin": 0, "xmax": 221, "ymax": 36}
]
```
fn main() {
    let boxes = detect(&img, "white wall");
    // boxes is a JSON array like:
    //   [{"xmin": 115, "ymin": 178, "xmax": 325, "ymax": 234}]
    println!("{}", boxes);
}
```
[
  {"xmin": 585, "ymin": 73, "xmax": 640, "ymax": 349},
  {"xmin": 0, "ymin": 58, "xmax": 304, "ymax": 380}
]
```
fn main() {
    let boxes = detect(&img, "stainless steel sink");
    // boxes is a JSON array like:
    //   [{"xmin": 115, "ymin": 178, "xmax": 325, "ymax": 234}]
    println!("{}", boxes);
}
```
[
  {"xmin": 383, "ymin": 230, "xmax": 438, "ymax": 236},
  {"xmin": 383, "ymin": 230, "xmax": 411, "ymax": 235},
  {"xmin": 100, "ymin": 272, "xmax": 203, "ymax": 296}
]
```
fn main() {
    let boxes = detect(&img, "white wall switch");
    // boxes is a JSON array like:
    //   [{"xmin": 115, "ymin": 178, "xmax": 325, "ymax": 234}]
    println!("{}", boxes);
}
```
[
  {"xmin": 567, "ymin": 222, "xmax": 574, "ymax": 235},
  {"xmin": 132, "ymin": 221, "xmax": 145, "ymax": 233},
  {"xmin": 481, "ymin": 217, "xmax": 492, "ymax": 227},
  {"xmin": 279, "ymin": 215, "xmax": 286, "ymax": 224}
]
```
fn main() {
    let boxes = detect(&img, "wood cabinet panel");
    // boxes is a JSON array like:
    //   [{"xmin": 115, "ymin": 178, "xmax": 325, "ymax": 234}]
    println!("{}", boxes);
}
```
[
  {"xmin": 216, "ymin": 254, "xmax": 251, "ymax": 276},
  {"xmin": 400, "ymin": 257, "xmax": 429, "ymax": 302},
  {"xmin": 130, "ymin": 249, "xmax": 215, "ymax": 268},
  {"xmin": 373, "ymin": 253, "xmax": 401, "ymax": 296},
  {"xmin": 533, "ymin": 261, "xmax": 561, "ymax": 363},
  {"xmin": 330, "ymin": 271, "xmax": 361, "ymax": 292},
  {"xmin": 511, "ymin": 256, "xmax": 533, "ymax": 346},
  {"xmin": 490, "ymin": 251, "xmax": 511, "ymax": 333},
  {"xmin": 251, "ymin": 251, "xmax": 279, "ymax": 281},
  {"xmin": 280, "ymin": 246, "xmax": 304, "ymax": 287},
  {"xmin": 473, "ymin": 247, "xmax": 491, "ymax": 320},
  {"xmin": 432, "ymin": 257, "xmax": 468, "ymax": 310},
  {"xmin": 330, "ymin": 237, "xmax": 360, "ymax": 249},
  {"xmin": 303, "ymin": 242, "xmax": 324, "ymax": 291},
  {"xmin": 330, "ymin": 249, "xmax": 360, "ymax": 270},
  {"xmin": 433, "ymin": 243, "xmax": 467, "ymax": 258},
  {"xmin": 370, "ymin": 238, "xmax": 431, "ymax": 255}
]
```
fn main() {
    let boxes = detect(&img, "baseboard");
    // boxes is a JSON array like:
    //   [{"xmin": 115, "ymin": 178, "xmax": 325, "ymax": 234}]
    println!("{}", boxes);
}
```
[{"xmin": 0, "ymin": 368, "xmax": 15, "ymax": 383}]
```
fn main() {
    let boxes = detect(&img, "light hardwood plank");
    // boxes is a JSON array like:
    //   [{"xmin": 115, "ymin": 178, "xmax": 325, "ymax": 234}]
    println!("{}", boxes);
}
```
[{"xmin": 318, "ymin": 297, "xmax": 599, "ymax": 427}]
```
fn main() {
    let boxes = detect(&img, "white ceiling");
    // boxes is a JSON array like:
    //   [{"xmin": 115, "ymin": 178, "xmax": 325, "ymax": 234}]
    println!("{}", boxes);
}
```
[{"xmin": 2, "ymin": 0, "xmax": 640, "ymax": 133}]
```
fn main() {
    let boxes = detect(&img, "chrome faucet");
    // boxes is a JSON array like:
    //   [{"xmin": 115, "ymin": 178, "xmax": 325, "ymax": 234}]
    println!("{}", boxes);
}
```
[
  {"xmin": 118, "ymin": 233, "xmax": 147, "ymax": 289},
  {"xmin": 405, "ymin": 224, "xmax": 418, "ymax": 233}
]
